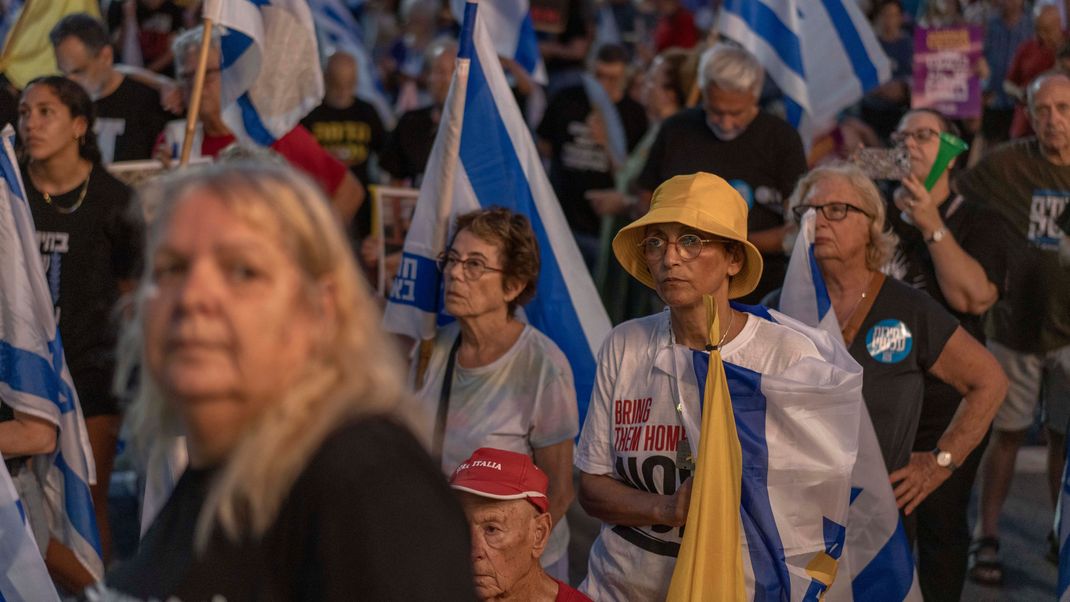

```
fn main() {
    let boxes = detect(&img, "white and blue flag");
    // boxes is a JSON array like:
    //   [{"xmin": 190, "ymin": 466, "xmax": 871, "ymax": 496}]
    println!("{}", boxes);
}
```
[
  {"xmin": 0, "ymin": 461, "xmax": 59, "ymax": 602},
  {"xmin": 1058, "ymin": 433, "xmax": 1070, "ymax": 601},
  {"xmin": 450, "ymin": 0, "xmax": 547, "ymax": 84},
  {"xmin": 204, "ymin": 0, "xmax": 324, "ymax": 146},
  {"xmin": 308, "ymin": 0, "xmax": 395, "ymax": 128},
  {"xmin": 382, "ymin": 0, "xmax": 610, "ymax": 422},
  {"xmin": 718, "ymin": 0, "xmax": 890, "ymax": 141},
  {"xmin": 780, "ymin": 209, "xmax": 921, "ymax": 601},
  {"xmin": 0, "ymin": 125, "xmax": 102, "ymax": 581}
]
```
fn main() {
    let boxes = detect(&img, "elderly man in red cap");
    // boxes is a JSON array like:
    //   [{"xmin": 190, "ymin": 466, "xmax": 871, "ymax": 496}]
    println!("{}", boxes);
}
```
[{"xmin": 450, "ymin": 448, "xmax": 591, "ymax": 602}]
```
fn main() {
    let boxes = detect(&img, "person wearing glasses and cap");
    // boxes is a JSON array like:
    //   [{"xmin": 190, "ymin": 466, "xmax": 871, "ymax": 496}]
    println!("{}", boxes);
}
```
[
  {"xmin": 450, "ymin": 448, "xmax": 592, "ymax": 602},
  {"xmin": 574, "ymin": 172, "xmax": 853, "ymax": 600},
  {"xmin": 783, "ymin": 162, "xmax": 1004, "ymax": 540},
  {"xmin": 413, "ymin": 207, "xmax": 578, "ymax": 582}
]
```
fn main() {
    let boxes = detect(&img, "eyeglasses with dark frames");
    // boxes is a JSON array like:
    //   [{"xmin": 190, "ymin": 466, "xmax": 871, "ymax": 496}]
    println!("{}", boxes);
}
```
[
  {"xmin": 890, "ymin": 127, "xmax": 940, "ymax": 146},
  {"xmin": 792, "ymin": 203, "xmax": 872, "ymax": 222}
]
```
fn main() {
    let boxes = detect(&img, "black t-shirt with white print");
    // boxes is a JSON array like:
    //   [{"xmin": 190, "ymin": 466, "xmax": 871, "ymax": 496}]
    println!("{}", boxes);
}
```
[
  {"xmin": 94, "ymin": 76, "xmax": 172, "ymax": 163},
  {"xmin": 22, "ymin": 163, "xmax": 143, "ymax": 416},
  {"xmin": 537, "ymin": 85, "xmax": 647, "ymax": 235},
  {"xmin": 847, "ymin": 277, "xmax": 959, "ymax": 473},
  {"xmin": 884, "ymin": 195, "xmax": 1010, "ymax": 449}
]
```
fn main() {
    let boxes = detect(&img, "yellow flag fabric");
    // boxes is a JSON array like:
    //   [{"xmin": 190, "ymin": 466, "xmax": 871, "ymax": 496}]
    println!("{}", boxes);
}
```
[
  {"xmin": 666, "ymin": 296, "xmax": 746, "ymax": 601},
  {"xmin": 0, "ymin": 0, "xmax": 101, "ymax": 89}
]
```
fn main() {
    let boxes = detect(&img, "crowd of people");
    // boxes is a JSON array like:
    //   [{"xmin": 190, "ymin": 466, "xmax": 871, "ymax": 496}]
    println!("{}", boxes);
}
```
[{"xmin": 0, "ymin": 0, "xmax": 1068, "ymax": 600}]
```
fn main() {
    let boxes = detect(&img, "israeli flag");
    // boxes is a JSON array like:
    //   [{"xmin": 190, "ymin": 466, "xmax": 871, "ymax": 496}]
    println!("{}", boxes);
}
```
[
  {"xmin": 780, "ymin": 210, "xmax": 921, "ymax": 601},
  {"xmin": 0, "ymin": 461, "xmax": 59, "ymax": 601},
  {"xmin": 718, "ymin": 0, "xmax": 890, "ymax": 140},
  {"xmin": 381, "ymin": 0, "xmax": 610, "ymax": 423},
  {"xmin": 688, "ymin": 304, "xmax": 862, "ymax": 600},
  {"xmin": 308, "ymin": 0, "xmax": 395, "ymax": 128},
  {"xmin": 204, "ymin": 0, "xmax": 324, "ymax": 146},
  {"xmin": 781, "ymin": 210, "xmax": 838, "ymax": 333},
  {"xmin": 1058, "ymin": 434, "xmax": 1070, "ymax": 601},
  {"xmin": 450, "ymin": 0, "xmax": 547, "ymax": 84},
  {"xmin": 0, "ymin": 125, "xmax": 102, "ymax": 581}
]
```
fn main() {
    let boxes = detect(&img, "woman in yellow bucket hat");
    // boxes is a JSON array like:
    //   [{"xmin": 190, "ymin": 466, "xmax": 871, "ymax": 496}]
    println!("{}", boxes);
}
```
[{"xmin": 573, "ymin": 172, "xmax": 855, "ymax": 600}]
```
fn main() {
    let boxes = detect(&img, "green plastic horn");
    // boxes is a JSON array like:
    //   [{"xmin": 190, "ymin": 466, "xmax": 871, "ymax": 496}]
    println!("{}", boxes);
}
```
[{"xmin": 924, "ymin": 132, "xmax": 969, "ymax": 191}]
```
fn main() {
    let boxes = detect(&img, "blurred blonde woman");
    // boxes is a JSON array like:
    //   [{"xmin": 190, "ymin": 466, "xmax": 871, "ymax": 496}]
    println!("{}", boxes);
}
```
[{"xmin": 104, "ymin": 163, "xmax": 475, "ymax": 600}]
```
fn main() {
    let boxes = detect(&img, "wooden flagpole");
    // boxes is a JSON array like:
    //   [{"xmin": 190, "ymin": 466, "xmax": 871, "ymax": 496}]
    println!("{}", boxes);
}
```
[{"xmin": 179, "ymin": 18, "xmax": 215, "ymax": 167}]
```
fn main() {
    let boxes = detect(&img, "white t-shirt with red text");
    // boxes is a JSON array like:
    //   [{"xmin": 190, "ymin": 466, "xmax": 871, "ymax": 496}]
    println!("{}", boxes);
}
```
[{"xmin": 575, "ymin": 310, "xmax": 822, "ymax": 601}]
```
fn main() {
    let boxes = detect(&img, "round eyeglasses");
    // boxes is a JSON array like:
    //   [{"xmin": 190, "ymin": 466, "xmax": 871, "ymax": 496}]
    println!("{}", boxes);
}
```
[
  {"xmin": 436, "ymin": 253, "xmax": 505, "ymax": 280},
  {"xmin": 638, "ymin": 234, "xmax": 716, "ymax": 261},
  {"xmin": 792, "ymin": 203, "xmax": 872, "ymax": 222}
]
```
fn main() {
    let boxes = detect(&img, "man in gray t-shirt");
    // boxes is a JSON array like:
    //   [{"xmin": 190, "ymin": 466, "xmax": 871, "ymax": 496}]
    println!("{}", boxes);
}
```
[{"xmin": 957, "ymin": 71, "xmax": 1070, "ymax": 585}]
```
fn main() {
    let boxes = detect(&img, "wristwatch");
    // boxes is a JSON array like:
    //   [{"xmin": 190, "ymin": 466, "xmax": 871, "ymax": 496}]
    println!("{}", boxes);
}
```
[
  {"xmin": 926, "ymin": 226, "xmax": 949, "ymax": 244},
  {"xmin": 932, "ymin": 448, "xmax": 958, "ymax": 471}
]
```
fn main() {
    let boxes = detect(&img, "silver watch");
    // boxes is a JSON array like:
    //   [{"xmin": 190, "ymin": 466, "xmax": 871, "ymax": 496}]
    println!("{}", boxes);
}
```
[
  {"xmin": 926, "ymin": 226, "xmax": 948, "ymax": 244},
  {"xmin": 933, "ymin": 448, "xmax": 957, "ymax": 471}
]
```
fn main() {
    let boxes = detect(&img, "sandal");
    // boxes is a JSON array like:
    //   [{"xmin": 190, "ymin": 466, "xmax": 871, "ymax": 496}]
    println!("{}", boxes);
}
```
[{"xmin": 968, "ymin": 536, "xmax": 1004, "ymax": 586}]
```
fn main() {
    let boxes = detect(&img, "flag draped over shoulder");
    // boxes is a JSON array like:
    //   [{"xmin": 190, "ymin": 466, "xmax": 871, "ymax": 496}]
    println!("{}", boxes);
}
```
[
  {"xmin": 1058, "ymin": 434, "xmax": 1070, "ymax": 601},
  {"xmin": 0, "ymin": 461, "xmax": 59, "ymax": 601},
  {"xmin": 781, "ymin": 209, "xmax": 921, "ymax": 601},
  {"xmin": 667, "ymin": 297, "xmax": 746, "ymax": 600},
  {"xmin": 718, "ymin": 0, "xmax": 890, "ymax": 142},
  {"xmin": 449, "ymin": 0, "xmax": 547, "ymax": 84},
  {"xmin": 669, "ymin": 300, "xmax": 862, "ymax": 600},
  {"xmin": 381, "ymin": 0, "xmax": 611, "ymax": 423},
  {"xmin": 0, "ymin": 0, "xmax": 101, "ymax": 89},
  {"xmin": 307, "ymin": 0, "xmax": 395, "ymax": 128},
  {"xmin": 0, "ymin": 125, "xmax": 102, "ymax": 581},
  {"xmin": 203, "ymin": 0, "xmax": 323, "ymax": 146}
]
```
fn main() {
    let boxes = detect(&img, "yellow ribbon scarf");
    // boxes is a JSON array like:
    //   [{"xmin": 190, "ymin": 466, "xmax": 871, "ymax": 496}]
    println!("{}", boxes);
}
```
[{"xmin": 667, "ymin": 296, "xmax": 746, "ymax": 601}]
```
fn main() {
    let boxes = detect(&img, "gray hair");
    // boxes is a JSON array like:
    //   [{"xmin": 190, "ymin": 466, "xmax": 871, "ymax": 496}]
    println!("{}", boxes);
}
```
[
  {"xmin": 424, "ymin": 36, "xmax": 458, "ymax": 70},
  {"xmin": 787, "ymin": 162, "xmax": 899, "ymax": 270},
  {"xmin": 1027, "ymin": 70, "xmax": 1070, "ymax": 112},
  {"xmin": 698, "ymin": 43, "xmax": 764, "ymax": 98},
  {"xmin": 1034, "ymin": 1, "xmax": 1061, "ymax": 20},
  {"xmin": 171, "ymin": 26, "xmax": 222, "ymax": 74}
]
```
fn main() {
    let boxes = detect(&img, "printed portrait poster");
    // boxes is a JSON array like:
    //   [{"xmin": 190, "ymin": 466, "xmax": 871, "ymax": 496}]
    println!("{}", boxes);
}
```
[
  {"xmin": 369, "ymin": 186, "xmax": 419, "ymax": 296},
  {"xmin": 912, "ymin": 25, "xmax": 982, "ymax": 119}
]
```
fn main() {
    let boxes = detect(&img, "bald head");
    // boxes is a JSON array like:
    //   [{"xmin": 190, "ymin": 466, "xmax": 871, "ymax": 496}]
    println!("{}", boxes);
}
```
[
  {"xmin": 324, "ymin": 51, "xmax": 358, "ymax": 107},
  {"xmin": 1029, "ymin": 71, "xmax": 1070, "ymax": 161},
  {"xmin": 1035, "ymin": 4, "xmax": 1065, "ymax": 48}
]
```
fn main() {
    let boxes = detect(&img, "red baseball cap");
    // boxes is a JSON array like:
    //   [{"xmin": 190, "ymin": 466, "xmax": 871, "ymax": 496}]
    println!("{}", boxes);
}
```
[{"xmin": 449, "ymin": 448, "xmax": 549, "ymax": 514}]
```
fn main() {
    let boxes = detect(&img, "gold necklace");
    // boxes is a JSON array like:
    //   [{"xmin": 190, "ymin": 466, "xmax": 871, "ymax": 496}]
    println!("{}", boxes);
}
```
[
  {"xmin": 705, "ymin": 309, "xmax": 736, "ymax": 352},
  {"xmin": 41, "ymin": 171, "xmax": 91, "ymax": 214},
  {"xmin": 840, "ymin": 272, "xmax": 875, "ymax": 326}
]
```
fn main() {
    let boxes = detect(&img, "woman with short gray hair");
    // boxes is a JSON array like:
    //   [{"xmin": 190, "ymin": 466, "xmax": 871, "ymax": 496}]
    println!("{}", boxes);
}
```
[{"xmin": 784, "ymin": 162, "xmax": 1005, "ymax": 531}]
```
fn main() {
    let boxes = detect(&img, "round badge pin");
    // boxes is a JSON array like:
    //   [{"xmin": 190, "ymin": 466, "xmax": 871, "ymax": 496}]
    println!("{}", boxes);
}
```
[
  {"xmin": 865, "ymin": 319, "xmax": 913, "ymax": 364},
  {"xmin": 729, "ymin": 179, "xmax": 754, "ymax": 209}
]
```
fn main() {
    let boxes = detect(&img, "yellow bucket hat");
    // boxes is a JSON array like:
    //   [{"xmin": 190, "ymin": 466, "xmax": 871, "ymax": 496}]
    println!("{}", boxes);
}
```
[{"xmin": 612, "ymin": 172, "xmax": 764, "ymax": 300}]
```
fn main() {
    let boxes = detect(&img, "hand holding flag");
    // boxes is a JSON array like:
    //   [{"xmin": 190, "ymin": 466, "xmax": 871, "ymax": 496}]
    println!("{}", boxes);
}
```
[{"xmin": 0, "ymin": 125, "xmax": 102, "ymax": 581}]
